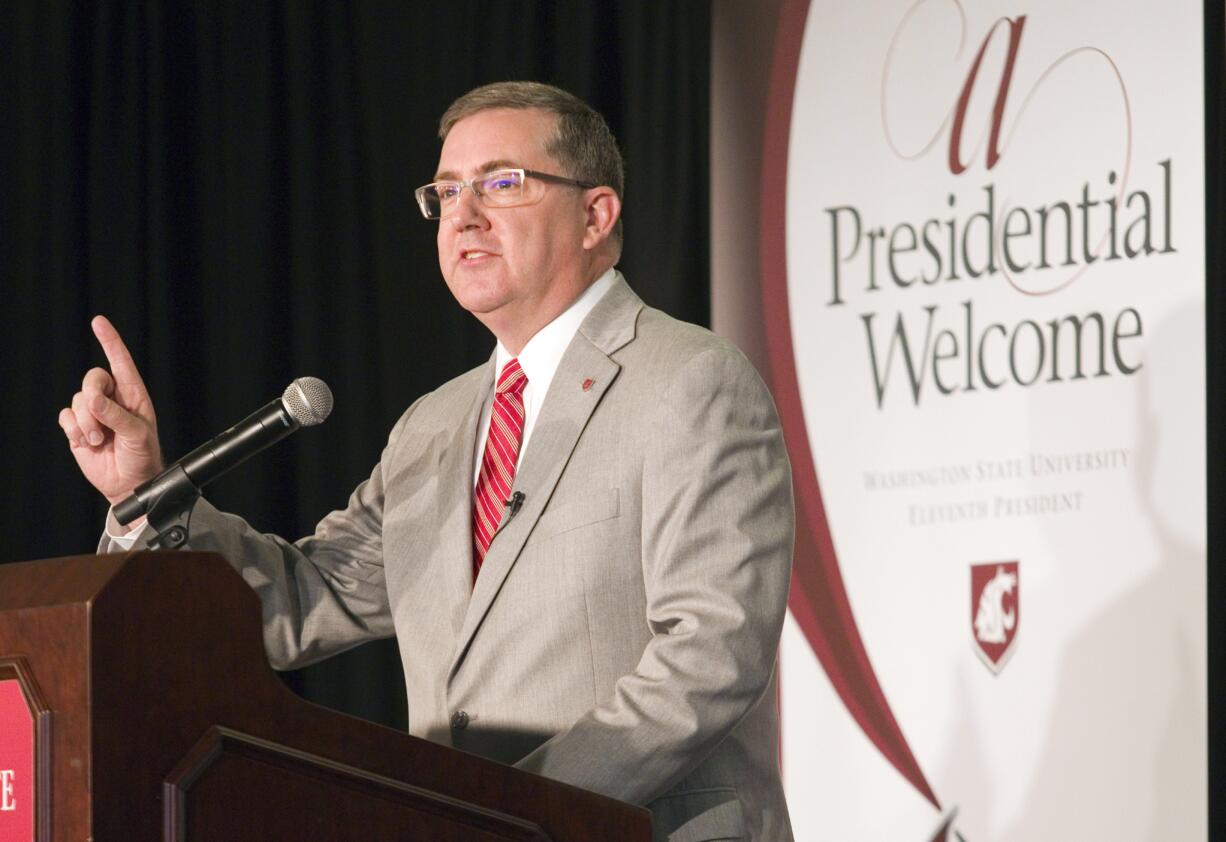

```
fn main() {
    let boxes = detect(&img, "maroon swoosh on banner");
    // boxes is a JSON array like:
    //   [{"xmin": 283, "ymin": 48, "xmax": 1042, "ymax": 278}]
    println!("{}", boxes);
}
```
[{"xmin": 759, "ymin": 0, "xmax": 941, "ymax": 811}]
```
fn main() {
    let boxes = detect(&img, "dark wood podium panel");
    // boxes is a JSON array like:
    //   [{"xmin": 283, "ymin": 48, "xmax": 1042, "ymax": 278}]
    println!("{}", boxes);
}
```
[
  {"xmin": 0, "ymin": 552, "xmax": 651, "ymax": 842},
  {"xmin": 166, "ymin": 729, "xmax": 551, "ymax": 841}
]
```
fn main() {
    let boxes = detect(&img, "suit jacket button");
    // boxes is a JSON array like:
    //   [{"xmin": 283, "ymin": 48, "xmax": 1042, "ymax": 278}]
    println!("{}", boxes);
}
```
[{"xmin": 450, "ymin": 710, "xmax": 470, "ymax": 730}]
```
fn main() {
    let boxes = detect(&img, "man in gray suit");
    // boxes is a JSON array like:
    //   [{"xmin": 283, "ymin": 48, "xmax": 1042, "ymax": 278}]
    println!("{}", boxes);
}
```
[{"xmin": 60, "ymin": 82, "xmax": 795, "ymax": 841}]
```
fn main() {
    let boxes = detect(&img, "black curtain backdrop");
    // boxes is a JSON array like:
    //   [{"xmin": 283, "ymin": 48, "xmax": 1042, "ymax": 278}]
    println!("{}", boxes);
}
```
[{"xmin": 0, "ymin": 1, "xmax": 710, "ymax": 728}]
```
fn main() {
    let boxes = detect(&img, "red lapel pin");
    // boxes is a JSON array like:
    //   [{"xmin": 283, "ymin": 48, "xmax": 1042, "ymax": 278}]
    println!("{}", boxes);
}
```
[{"xmin": 581, "ymin": 378, "xmax": 594, "ymax": 391}]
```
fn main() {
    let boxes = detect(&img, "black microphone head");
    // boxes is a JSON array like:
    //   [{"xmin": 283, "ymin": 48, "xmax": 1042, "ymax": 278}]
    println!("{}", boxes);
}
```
[{"xmin": 282, "ymin": 377, "xmax": 333, "ymax": 426}]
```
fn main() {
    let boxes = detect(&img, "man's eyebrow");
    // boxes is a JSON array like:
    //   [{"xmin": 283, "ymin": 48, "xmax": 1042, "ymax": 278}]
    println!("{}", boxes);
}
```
[
  {"xmin": 432, "ymin": 160, "xmax": 522, "ymax": 181},
  {"xmin": 478, "ymin": 159, "xmax": 519, "ymax": 173}
]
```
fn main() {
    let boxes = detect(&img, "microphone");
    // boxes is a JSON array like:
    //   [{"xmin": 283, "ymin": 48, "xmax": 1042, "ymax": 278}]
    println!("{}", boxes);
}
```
[{"xmin": 114, "ymin": 377, "xmax": 333, "ymax": 526}]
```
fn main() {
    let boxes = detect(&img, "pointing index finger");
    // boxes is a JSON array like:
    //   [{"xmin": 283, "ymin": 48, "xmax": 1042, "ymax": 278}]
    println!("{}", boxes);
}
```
[{"xmin": 91, "ymin": 315, "xmax": 149, "ymax": 395}]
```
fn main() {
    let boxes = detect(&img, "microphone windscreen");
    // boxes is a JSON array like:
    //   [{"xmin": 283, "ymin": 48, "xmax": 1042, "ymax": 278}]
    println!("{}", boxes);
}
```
[{"xmin": 282, "ymin": 377, "xmax": 333, "ymax": 426}]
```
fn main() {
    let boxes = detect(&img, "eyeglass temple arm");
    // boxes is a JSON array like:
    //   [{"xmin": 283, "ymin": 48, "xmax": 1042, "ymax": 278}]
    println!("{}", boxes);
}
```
[{"xmin": 523, "ymin": 169, "xmax": 597, "ymax": 190}]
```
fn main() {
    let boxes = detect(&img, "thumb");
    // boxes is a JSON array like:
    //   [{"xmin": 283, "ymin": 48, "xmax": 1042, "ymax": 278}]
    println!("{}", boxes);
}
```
[{"xmin": 89, "ymin": 393, "xmax": 152, "ymax": 445}]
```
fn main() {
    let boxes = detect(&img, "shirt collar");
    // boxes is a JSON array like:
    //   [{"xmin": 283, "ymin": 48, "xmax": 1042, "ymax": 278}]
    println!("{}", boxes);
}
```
[{"xmin": 494, "ymin": 267, "xmax": 617, "ymax": 387}]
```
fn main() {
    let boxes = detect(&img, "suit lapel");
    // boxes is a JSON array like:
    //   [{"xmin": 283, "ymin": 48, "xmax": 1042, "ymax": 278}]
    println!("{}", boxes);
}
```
[
  {"xmin": 448, "ymin": 274, "xmax": 643, "ymax": 680},
  {"xmin": 435, "ymin": 357, "xmax": 495, "ymax": 635}
]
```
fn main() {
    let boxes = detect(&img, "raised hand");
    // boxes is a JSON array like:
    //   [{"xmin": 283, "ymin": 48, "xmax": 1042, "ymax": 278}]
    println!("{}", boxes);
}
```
[{"xmin": 58, "ymin": 316, "xmax": 164, "ymax": 506}]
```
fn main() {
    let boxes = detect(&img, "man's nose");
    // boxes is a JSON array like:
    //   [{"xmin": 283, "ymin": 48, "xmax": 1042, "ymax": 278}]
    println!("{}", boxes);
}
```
[{"xmin": 449, "ymin": 186, "xmax": 489, "ymax": 230}]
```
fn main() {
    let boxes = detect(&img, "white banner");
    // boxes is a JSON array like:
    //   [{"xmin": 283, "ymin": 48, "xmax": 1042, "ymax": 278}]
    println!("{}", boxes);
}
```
[{"xmin": 761, "ymin": 1, "xmax": 1207, "ymax": 839}]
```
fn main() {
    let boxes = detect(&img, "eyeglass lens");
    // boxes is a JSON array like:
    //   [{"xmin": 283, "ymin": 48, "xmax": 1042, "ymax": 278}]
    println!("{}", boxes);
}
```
[{"xmin": 418, "ymin": 170, "xmax": 528, "ymax": 219}]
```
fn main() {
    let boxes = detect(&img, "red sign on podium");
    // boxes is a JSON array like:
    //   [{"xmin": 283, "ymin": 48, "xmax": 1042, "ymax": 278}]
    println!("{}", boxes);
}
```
[{"xmin": 0, "ymin": 678, "xmax": 34, "ymax": 842}]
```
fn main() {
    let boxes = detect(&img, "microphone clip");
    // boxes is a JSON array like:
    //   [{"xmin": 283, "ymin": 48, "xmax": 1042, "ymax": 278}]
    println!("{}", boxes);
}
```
[
  {"xmin": 139, "ymin": 465, "xmax": 202, "ymax": 550},
  {"xmin": 505, "ymin": 491, "xmax": 525, "ymax": 516}
]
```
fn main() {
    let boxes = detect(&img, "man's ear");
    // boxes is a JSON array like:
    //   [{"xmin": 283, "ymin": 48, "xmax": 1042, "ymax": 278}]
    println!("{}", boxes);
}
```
[{"xmin": 581, "ymin": 187, "xmax": 621, "ymax": 250}]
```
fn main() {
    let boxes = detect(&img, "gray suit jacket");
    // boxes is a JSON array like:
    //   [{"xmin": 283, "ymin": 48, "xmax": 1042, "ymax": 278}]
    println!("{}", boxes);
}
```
[{"xmin": 109, "ymin": 274, "xmax": 795, "ymax": 841}]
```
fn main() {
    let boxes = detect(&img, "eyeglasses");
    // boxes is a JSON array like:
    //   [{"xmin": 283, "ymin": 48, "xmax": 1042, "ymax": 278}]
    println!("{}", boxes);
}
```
[{"xmin": 415, "ymin": 168, "xmax": 595, "ymax": 220}]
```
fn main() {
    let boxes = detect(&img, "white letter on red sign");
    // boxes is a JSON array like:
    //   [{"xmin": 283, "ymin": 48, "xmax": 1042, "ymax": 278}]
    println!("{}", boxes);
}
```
[{"xmin": 0, "ymin": 769, "xmax": 14, "ymax": 810}]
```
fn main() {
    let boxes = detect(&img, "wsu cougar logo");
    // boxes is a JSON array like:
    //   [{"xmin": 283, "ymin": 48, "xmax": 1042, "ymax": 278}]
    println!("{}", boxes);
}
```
[
  {"xmin": 974, "ymin": 567, "xmax": 1017, "ymax": 643},
  {"xmin": 970, "ymin": 562, "xmax": 1020, "ymax": 673}
]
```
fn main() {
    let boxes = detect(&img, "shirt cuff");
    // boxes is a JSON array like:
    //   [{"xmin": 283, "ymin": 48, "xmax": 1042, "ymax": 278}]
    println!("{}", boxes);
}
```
[{"xmin": 105, "ymin": 507, "xmax": 149, "ymax": 549}]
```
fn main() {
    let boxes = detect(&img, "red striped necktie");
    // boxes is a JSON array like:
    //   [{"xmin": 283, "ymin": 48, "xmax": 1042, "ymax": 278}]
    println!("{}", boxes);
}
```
[{"xmin": 472, "ymin": 358, "xmax": 529, "ymax": 579}]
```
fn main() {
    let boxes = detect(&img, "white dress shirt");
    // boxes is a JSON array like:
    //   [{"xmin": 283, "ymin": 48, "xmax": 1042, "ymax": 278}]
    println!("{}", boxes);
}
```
[{"xmin": 472, "ymin": 267, "xmax": 616, "ymax": 486}]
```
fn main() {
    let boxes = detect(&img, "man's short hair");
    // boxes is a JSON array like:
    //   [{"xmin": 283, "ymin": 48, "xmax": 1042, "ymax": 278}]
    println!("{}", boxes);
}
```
[{"xmin": 439, "ymin": 81, "xmax": 625, "ymax": 246}]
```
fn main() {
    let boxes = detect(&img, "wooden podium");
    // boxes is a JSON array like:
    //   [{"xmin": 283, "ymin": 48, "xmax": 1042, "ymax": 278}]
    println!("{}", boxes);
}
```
[{"xmin": 0, "ymin": 552, "xmax": 651, "ymax": 841}]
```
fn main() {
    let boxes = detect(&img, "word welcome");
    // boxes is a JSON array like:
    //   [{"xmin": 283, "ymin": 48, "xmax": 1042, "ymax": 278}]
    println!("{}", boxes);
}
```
[{"xmin": 861, "ymin": 300, "xmax": 1141, "ymax": 407}]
